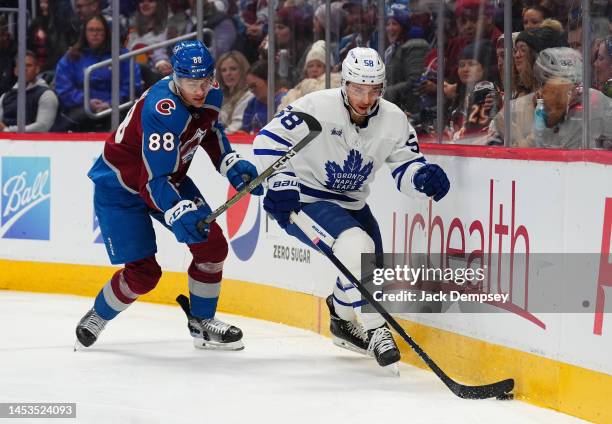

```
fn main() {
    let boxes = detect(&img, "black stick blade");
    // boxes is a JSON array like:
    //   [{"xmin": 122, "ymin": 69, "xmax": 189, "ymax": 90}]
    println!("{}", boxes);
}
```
[
  {"xmin": 452, "ymin": 378, "xmax": 515, "ymax": 400},
  {"xmin": 292, "ymin": 111, "xmax": 323, "ymax": 133},
  {"xmin": 176, "ymin": 294, "xmax": 192, "ymax": 318}
]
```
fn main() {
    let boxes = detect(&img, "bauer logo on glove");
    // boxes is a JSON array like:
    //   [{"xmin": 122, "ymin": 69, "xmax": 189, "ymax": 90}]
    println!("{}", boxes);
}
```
[{"xmin": 272, "ymin": 179, "xmax": 300, "ymax": 189}]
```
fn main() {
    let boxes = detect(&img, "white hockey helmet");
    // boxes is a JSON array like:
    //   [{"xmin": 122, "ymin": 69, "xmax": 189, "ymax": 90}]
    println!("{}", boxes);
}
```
[
  {"xmin": 341, "ymin": 47, "xmax": 386, "ymax": 115},
  {"xmin": 342, "ymin": 47, "xmax": 385, "ymax": 89},
  {"xmin": 534, "ymin": 47, "xmax": 583, "ymax": 86}
]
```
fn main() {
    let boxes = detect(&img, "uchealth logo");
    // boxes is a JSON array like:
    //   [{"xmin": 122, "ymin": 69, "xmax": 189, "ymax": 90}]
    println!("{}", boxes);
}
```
[
  {"xmin": 226, "ymin": 186, "xmax": 260, "ymax": 261},
  {"xmin": 0, "ymin": 157, "xmax": 51, "ymax": 240}
]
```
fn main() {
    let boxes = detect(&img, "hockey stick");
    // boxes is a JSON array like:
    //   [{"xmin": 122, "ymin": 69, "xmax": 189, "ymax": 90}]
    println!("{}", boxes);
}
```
[
  {"xmin": 197, "ymin": 111, "xmax": 322, "ymax": 232},
  {"xmin": 176, "ymin": 294, "xmax": 194, "ymax": 319},
  {"xmin": 289, "ymin": 211, "xmax": 515, "ymax": 400}
]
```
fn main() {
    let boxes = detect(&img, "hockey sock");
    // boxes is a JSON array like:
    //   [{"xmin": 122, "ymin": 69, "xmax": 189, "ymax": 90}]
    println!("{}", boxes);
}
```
[
  {"xmin": 93, "ymin": 257, "xmax": 162, "ymax": 320},
  {"xmin": 93, "ymin": 270, "xmax": 139, "ymax": 320},
  {"xmin": 187, "ymin": 223, "xmax": 228, "ymax": 320},
  {"xmin": 332, "ymin": 277, "xmax": 358, "ymax": 321},
  {"xmin": 188, "ymin": 277, "xmax": 221, "ymax": 319},
  {"xmin": 332, "ymin": 227, "xmax": 385, "ymax": 331}
]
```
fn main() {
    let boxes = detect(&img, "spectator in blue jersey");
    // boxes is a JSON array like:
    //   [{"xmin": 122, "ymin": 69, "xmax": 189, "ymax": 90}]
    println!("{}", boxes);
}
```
[
  {"xmin": 55, "ymin": 15, "xmax": 141, "ymax": 131},
  {"xmin": 241, "ymin": 60, "xmax": 286, "ymax": 133}
]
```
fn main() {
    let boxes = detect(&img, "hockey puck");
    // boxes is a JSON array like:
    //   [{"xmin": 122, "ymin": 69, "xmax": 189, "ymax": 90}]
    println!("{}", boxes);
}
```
[{"xmin": 496, "ymin": 393, "xmax": 514, "ymax": 400}]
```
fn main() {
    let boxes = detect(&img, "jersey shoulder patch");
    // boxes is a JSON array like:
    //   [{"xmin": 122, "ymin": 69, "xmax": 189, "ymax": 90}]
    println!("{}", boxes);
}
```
[
  {"xmin": 143, "ymin": 78, "xmax": 189, "ymax": 133},
  {"xmin": 154, "ymin": 98, "xmax": 177, "ymax": 115}
]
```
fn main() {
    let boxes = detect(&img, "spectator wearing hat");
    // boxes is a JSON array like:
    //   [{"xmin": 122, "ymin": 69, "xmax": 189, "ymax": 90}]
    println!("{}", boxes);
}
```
[
  {"xmin": 513, "ymin": 21, "xmax": 567, "ymax": 96},
  {"xmin": 313, "ymin": 2, "xmax": 346, "ymax": 55},
  {"xmin": 383, "ymin": 3, "xmax": 429, "ymax": 115},
  {"xmin": 266, "ymin": 5, "xmax": 313, "ymax": 88},
  {"xmin": 487, "ymin": 47, "xmax": 612, "ymax": 149},
  {"xmin": 447, "ymin": 41, "xmax": 500, "ymax": 141},
  {"xmin": 277, "ymin": 40, "xmax": 342, "ymax": 111},
  {"xmin": 422, "ymin": 0, "xmax": 501, "ymax": 87}
]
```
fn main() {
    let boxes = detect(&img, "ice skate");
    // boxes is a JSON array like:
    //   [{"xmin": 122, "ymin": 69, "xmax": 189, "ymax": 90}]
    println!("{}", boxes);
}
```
[
  {"xmin": 367, "ymin": 324, "xmax": 401, "ymax": 376},
  {"xmin": 176, "ymin": 294, "xmax": 244, "ymax": 351},
  {"xmin": 188, "ymin": 316, "xmax": 244, "ymax": 350},
  {"xmin": 75, "ymin": 308, "xmax": 107, "ymax": 350},
  {"xmin": 326, "ymin": 295, "xmax": 370, "ymax": 355}
]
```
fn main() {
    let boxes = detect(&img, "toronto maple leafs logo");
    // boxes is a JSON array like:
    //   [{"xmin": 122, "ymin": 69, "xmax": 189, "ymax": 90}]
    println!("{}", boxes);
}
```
[{"xmin": 325, "ymin": 150, "xmax": 373, "ymax": 192}]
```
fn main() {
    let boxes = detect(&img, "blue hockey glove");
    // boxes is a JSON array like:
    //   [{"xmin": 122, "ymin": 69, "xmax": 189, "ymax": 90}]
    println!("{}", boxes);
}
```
[
  {"xmin": 413, "ymin": 164, "xmax": 450, "ymax": 201},
  {"xmin": 165, "ymin": 200, "xmax": 210, "ymax": 244},
  {"xmin": 263, "ymin": 173, "xmax": 301, "ymax": 229},
  {"xmin": 220, "ymin": 152, "xmax": 263, "ymax": 196}
]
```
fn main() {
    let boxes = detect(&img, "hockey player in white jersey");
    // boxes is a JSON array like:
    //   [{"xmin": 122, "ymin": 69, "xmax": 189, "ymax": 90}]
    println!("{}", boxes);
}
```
[{"xmin": 253, "ymin": 47, "xmax": 450, "ymax": 369}]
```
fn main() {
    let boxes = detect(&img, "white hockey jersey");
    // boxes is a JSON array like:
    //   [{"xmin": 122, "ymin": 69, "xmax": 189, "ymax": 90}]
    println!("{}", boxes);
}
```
[{"xmin": 253, "ymin": 88, "xmax": 427, "ymax": 210}]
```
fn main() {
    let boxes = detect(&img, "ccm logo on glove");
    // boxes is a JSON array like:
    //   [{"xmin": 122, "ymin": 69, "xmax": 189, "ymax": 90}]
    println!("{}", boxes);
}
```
[
  {"xmin": 164, "ymin": 200, "xmax": 197, "ymax": 226},
  {"xmin": 220, "ymin": 152, "xmax": 241, "ymax": 173}
]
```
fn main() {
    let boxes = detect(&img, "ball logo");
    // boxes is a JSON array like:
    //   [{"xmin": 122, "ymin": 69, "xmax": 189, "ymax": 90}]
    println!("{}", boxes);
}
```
[
  {"xmin": 156, "ymin": 98, "xmax": 176, "ymax": 115},
  {"xmin": 0, "ymin": 157, "xmax": 51, "ymax": 240},
  {"xmin": 226, "ymin": 186, "xmax": 260, "ymax": 261}
]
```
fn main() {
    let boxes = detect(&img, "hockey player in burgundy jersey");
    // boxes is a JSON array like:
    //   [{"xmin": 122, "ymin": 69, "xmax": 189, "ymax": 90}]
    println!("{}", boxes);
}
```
[{"xmin": 76, "ymin": 40, "xmax": 262, "ymax": 351}]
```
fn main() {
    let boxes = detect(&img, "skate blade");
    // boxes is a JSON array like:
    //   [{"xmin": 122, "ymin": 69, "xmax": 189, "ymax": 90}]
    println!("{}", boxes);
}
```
[
  {"xmin": 382, "ymin": 362, "xmax": 400, "ymax": 377},
  {"xmin": 74, "ymin": 340, "xmax": 86, "ymax": 352},
  {"xmin": 331, "ymin": 336, "xmax": 368, "ymax": 356},
  {"xmin": 193, "ymin": 339, "xmax": 244, "ymax": 351}
]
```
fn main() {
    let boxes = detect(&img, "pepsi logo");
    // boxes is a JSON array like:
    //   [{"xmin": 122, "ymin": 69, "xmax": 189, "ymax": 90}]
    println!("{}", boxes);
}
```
[{"xmin": 226, "ymin": 186, "xmax": 260, "ymax": 261}]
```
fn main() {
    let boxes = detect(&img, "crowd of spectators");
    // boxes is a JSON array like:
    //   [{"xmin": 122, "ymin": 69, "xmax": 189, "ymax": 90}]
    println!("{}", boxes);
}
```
[{"xmin": 0, "ymin": 0, "xmax": 610, "ymax": 148}]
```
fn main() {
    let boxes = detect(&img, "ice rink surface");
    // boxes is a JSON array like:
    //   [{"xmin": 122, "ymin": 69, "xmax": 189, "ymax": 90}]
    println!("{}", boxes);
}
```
[{"xmin": 0, "ymin": 291, "xmax": 585, "ymax": 424}]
